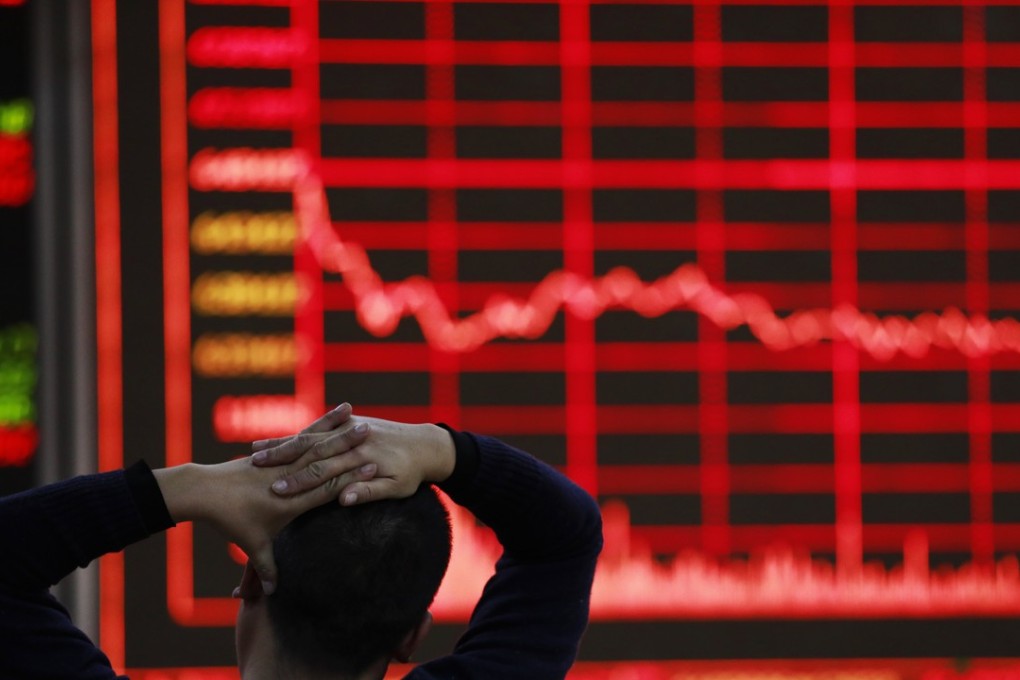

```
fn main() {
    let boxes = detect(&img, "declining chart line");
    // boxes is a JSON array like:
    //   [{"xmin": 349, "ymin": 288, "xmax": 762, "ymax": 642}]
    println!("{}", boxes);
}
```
[
  {"xmin": 194, "ymin": 150, "xmax": 1020, "ymax": 361},
  {"xmin": 189, "ymin": 148, "xmax": 1020, "ymax": 618}
]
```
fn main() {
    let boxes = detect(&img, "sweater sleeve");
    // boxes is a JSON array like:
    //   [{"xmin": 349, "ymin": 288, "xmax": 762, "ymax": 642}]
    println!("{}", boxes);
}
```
[
  {"xmin": 410, "ymin": 430, "xmax": 603, "ymax": 679},
  {"xmin": 0, "ymin": 462, "xmax": 175, "ymax": 680},
  {"xmin": 0, "ymin": 461, "xmax": 174, "ymax": 591}
]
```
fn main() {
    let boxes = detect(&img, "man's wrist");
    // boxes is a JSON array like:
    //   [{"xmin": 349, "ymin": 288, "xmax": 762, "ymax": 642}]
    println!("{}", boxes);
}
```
[
  {"xmin": 422, "ymin": 424, "xmax": 456, "ymax": 484},
  {"xmin": 153, "ymin": 463, "xmax": 208, "ymax": 523}
]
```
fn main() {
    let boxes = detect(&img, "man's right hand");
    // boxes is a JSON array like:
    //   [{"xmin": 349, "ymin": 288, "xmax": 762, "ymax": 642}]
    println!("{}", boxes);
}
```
[{"xmin": 252, "ymin": 413, "xmax": 456, "ymax": 506}]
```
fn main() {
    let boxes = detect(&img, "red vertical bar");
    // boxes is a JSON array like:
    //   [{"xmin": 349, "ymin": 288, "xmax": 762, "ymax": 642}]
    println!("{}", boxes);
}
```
[
  {"xmin": 829, "ymin": 2, "xmax": 862, "ymax": 573},
  {"xmin": 694, "ymin": 2, "xmax": 729, "ymax": 557},
  {"xmin": 426, "ymin": 2, "xmax": 460, "ymax": 424},
  {"xmin": 159, "ymin": 0, "xmax": 197, "ymax": 623},
  {"xmin": 963, "ymin": 5, "xmax": 994, "ymax": 564},
  {"xmin": 292, "ymin": 0, "xmax": 324, "ymax": 415},
  {"xmin": 562, "ymin": 0, "xmax": 596, "ymax": 494},
  {"xmin": 92, "ymin": 0, "xmax": 125, "ymax": 668},
  {"xmin": 160, "ymin": 0, "xmax": 190, "ymax": 470}
]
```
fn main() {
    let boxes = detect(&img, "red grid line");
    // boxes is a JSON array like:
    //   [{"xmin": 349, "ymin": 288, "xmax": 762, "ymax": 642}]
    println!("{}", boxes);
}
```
[
  {"xmin": 417, "ymin": 404, "xmax": 1020, "ymax": 435},
  {"xmin": 323, "ymin": 222, "xmax": 1019, "ymax": 252},
  {"xmin": 318, "ymin": 0, "xmax": 1020, "ymax": 5},
  {"xmin": 963, "ymin": 6, "xmax": 994, "ymax": 564},
  {"xmin": 318, "ymin": 101, "xmax": 1020, "ymax": 127},
  {"xmin": 828, "ymin": 0, "xmax": 862, "ymax": 574},
  {"xmin": 292, "ymin": 0, "xmax": 326, "ymax": 417},
  {"xmin": 91, "ymin": 0, "xmax": 125, "ymax": 669},
  {"xmin": 425, "ymin": 1, "xmax": 462, "ymax": 424},
  {"xmin": 313, "ymin": 158, "xmax": 1020, "ymax": 189},
  {"xmin": 322, "ymin": 341, "xmax": 1020, "ymax": 373},
  {"xmin": 209, "ymin": 402, "xmax": 1020, "ymax": 437},
  {"xmin": 599, "ymin": 464, "xmax": 1020, "ymax": 495},
  {"xmin": 317, "ymin": 39, "xmax": 1020, "ymax": 68},
  {"xmin": 160, "ymin": 0, "xmax": 200, "ymax": 628},
  {"xmin": 693, "ymin": 1, "xmax": 730, "ymax": 557},
  {"xmin": 561, "ymin": 0, "xmax": 597, "ymax": 493}
]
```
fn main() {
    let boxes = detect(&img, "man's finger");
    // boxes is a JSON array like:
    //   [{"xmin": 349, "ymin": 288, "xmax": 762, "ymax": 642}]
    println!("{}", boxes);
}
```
[
  {"xmin": 251, "ymin": 407, "xmax": 362, "ymax": 466},
  {"xmin": 250, "ymin": 545, "xmax": 278, "ymax": 596},
  {"xmin": 338, "ymin": 477, "xmax": 400, "ymax": 506},
  {"xmin": 289, "ymin": 462, "xmax": 379, "ymax": 510},
  {"xmin": 251, "ymin": 435, "xmax": 294, "ymax": 454},
  {"xmin": 301, "ymin": 402, "xmax": 352, "ymax": 434},
  {"xmin": 306, "ymin": 422, "xmax": 370, "ymax": 462},
  {"xmin": 252, "ymin": 432, "xmax": 325, "ymax": 467},
  {"xmin": 262, "ymin": 420, "xmax": 369, "ymax": 471},
  {"xmin": 272, "ymin": 447, "xmax": 373, "ymax": 496},
  {"xmin": 250, "ymin": 404, "xmax": 351, "ymax": 455}
]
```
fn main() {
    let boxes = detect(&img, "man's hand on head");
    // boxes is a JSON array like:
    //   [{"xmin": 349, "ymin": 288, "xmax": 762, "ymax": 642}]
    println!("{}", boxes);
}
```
[
  {"xmin": 252, "ymin": 411, "xmax": 456, "ymax": 507},
  {"xmin": 153, "ymin": 403, "xmax": 377, "ymax": 595}
]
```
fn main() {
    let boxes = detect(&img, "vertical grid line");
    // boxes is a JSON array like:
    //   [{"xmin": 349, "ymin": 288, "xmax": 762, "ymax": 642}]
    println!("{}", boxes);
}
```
[
  {"xmin": 561, "ymin": 0, "xmax": 597, "ymax": 493},
  {"xmin": 694, "ymin": 1, "xmax": 729, "ymax": 556},
  {"xmin": 158, "ymin": 0, "xmax": 199, "ymax": 626},
  {"xmin": 426, "ymin": 0, "xmax": 460, "ymax": 422},
  {"xmin": 292, "ymin": 0, "xmax": 324, "ymax": 414},
  {"xmin": 92, "ymin": 0, "xmax": 124, "ymax": 666},
  {"xmin": 963, "ymin": 4, "xmax": 994, "ymax": 563},
  {"xmin": 828, "ymin": 0, "xmax": 862, "ymax": 573}
]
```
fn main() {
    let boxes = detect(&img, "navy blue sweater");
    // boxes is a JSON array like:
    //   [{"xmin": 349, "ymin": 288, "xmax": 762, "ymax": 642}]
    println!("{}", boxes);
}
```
[{"xmin": 0, "ymin": 431, "xmax": 602, "ymax": 678}]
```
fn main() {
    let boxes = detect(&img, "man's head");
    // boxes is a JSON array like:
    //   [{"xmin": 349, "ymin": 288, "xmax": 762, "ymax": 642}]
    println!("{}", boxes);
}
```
[{"xmin": 235, "ymin": 485, "xmax": 452, "ymax": 679}]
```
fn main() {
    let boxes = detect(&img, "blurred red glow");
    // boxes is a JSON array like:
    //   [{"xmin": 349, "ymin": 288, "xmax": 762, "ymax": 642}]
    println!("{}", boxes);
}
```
[
  {"xmin": 186, "ymin": 27, "xmax": 306, "ymax": 69},
  {"xmin": 0, "ymin": 425, "xmax": 36, "ymax": 466},
  {"xmin": 0, "ymin": 134, "xmax": 33, "ymax": 206},
  {"xmin": 188, "ymin": 88, "xmax": 305, "ymax": 129}
]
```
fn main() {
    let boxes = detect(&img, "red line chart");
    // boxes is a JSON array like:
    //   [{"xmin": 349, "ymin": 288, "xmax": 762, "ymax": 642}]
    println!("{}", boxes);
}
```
[{"xmin": 192, "ymin": 148, "xmax": 1020, "ymax": 361}]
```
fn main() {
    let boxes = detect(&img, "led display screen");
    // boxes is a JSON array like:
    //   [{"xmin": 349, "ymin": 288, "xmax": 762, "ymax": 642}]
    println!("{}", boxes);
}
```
[{"xmin": 93, "ymin": 0, "xmax": 1020, "ymax": 676}]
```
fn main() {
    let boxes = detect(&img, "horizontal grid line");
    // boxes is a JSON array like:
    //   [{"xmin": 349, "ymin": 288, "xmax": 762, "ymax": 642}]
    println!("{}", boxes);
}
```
[
  {"xmin": 317, "ymin": 100, "xmax": 1020, "ymax": 126},
  {"xmin": 318, "ymin": 39, "xmax": 1020, "ymax": 67},
  {"xmin": 318, "ymin": 222, "xmax": 1020, "ymax": 251},
  {"xmin": 301, "ymin": 404, "xmax": 1020, "ymax": 434},
  {"xmin": 314, "ymin": 158, "xmax": 1020, "ymax": 188},
  {"xmin": 310, "ymin": 0, "xmax": 1020, "ymax": 6},
  {"xmin": 317, "ymin": 341, "xmax": 1020, "ymax": 371},
  {"xmin": 597, "ymin": 463, "xmax": 1020, "ymax": 494}
]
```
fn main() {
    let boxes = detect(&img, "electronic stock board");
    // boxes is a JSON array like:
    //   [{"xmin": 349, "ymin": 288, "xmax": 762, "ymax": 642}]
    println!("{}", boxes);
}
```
[{"xmin": 92, "ymin": 0, "xmax": 1020, "ymax": 676}]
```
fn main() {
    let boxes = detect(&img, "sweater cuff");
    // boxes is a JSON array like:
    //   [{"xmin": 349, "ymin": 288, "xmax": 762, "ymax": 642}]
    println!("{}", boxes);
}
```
[
  {"xmin": 124, "ymin": 461, "xmax": 175, "ymax": 533},
  {"xmin": 435, "ymin": 423, "xmax": 479, "ymax": 496}
]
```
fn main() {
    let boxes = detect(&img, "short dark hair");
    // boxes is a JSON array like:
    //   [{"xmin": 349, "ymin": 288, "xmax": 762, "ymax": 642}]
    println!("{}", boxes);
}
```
[{"xmin": 267, "ymin": 485, "xmax": 452, "ymax": 677}]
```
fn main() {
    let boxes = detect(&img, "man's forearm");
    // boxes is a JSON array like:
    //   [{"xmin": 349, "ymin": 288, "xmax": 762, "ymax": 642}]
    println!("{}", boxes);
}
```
[
  {"xmin": 0, "ymin": 463, "xmax": 173, "ymax": 592},
  {"xmin": 440, "ymin": 432, "xmax": 602, "ymax": 561},
  {"xmin": 415, "ymin": 431, "xmax": 602, "ymax": 679}
]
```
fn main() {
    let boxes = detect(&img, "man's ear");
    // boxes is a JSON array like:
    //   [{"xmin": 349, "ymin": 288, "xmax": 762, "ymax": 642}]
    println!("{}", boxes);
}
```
[
  {"xmin": 238, "ymin": 561, "xmax": 265, "ymax": 601},
  {"xmin": 393, "ymin": 611, "xmax": 433, "ymax": 663}
]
